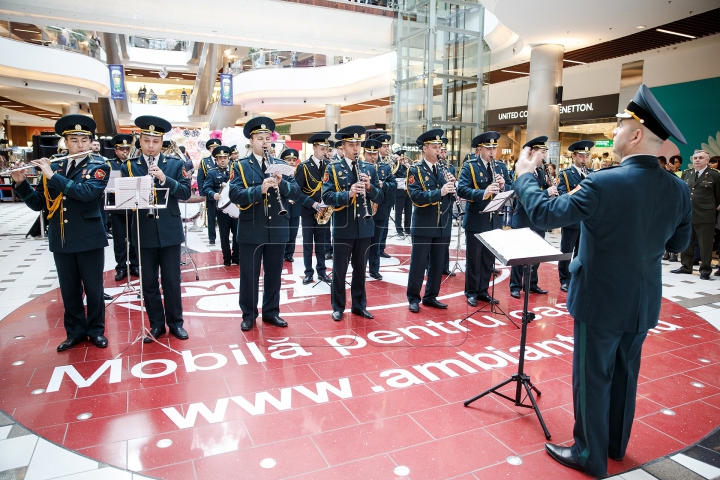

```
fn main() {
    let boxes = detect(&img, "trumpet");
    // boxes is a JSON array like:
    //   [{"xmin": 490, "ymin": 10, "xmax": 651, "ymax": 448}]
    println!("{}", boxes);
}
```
[
  {"xmin": 351, "ymin": 153, "xmax": 373, "ymax": 219},
  {"xmin": 128, "ymin": 132, "xmax": 140, "ymax": 159},
  {"xmin": 9, "ymin": 151, "xmax": 92, "ymax": 173},
  {"xmin": 437, "ymin": 161, "xmax": 464, "ymax": 217},
  {"xmin": 263, "ymin": 146, "xmax": 288, "ymax": 216}
]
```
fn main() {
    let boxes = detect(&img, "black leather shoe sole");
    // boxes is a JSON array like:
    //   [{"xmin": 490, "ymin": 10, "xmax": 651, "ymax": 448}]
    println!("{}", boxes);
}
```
[
  {"xmin": 262, "ymin": 317, "xmax": 288, "ymax": 327},
  {"xmin": 409, "ymin": 303, "xmax": 419, "ymax": 313},
  {"xmin": 351, "ymin": 308, "xmax": 374, "ymax": 319},
  {"xmin": 57, "ymin": 336, "xmax": 85, "ymax": 352},
  {"xmin": 332, "ymin": 311, "xmax": 343, "ymax": 321}
]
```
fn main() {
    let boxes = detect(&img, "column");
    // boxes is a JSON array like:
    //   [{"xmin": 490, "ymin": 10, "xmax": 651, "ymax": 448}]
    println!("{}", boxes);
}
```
[
  {"xmin": 61, "ymin": 105, "xmax": 79, "ymax": 116},
  {"xmin": 325, "ymin": 105, "xmax": 340, "ymax": 133},
  {"xmin": 526, "ymin": 44, "xmax": 564, "ymax": 142}
]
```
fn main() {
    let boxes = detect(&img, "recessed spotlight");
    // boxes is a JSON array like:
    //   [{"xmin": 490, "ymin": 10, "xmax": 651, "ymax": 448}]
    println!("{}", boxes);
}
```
[{"xmin": 636, "ymin": 25, "xmax": 646, "ymax": 29}]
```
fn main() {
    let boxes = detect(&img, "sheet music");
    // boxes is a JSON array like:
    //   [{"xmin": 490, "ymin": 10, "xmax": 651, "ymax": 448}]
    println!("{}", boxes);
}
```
[
  {"xmin": 265, "ymin": 164, "xmax": 295, "ymax": 176},
  {"xmin": 104, "ymin": 170, "xmax": 121, "ymax": 191},
  {"xmin": 114, "ymin": 176, "xmax": 153, "ymax": 209},
  {"xmin": 478, "ymin": 228, "xmax": 569, "ymax": 265},
  {"xmin": 482, "ymin": 190, "xmax": 514, "ymax": 213},
  {"xmin": 396, "ymin": 178, "xmax": 406, "ymax": 190}
]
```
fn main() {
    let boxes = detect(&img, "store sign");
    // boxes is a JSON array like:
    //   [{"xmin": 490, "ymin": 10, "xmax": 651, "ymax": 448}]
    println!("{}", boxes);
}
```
[
  {"xmin": 488, "ymin": 94, "xmax": 620, "ymax": 126},
  {"xmin": 595, "ymin": 139, "xmax": 613, "ymax": 147},
  {"xmin": 220, "ymin": 74, "xmax": 233, "ymax": 106},
  {"xmin": 107, "ymin": 65, "xmax": 126, "ymax": 100}
]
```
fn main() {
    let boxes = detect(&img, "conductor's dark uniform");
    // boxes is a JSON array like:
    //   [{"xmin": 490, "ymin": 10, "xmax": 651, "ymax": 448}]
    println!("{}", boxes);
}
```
[
  {"xmin": 516, "ymin": 84, "xmax": 691, "ymax": 477},
  {"xmin": 557, "ymin": 140, "xmax": 594, "ymax": 290},
  {"xmin": 406, "ymin": 130, "xmax": 453, "ymax": 310},
  {"xmin": 13, "ymin": 115, "xmax": 110, "ymax": 351},
  {"xmin": 107, "ymin": 134, "xmax": 138, "ymax": 280},
  {"xmin": 198, "ymin": 138, "xmax": 221, "ymax": 244},
  {"xmin": 228, "ymin": 117, "xmax": 300, "ymax": 331},
  {"xmin": 321, "ymin": 126, "xmax": 383, "ymax": 319},
  {"xmin": 202, "ymin": 146, "xmax": 238, "ymax": 266},
  {"xmin": 122, "ymin": 116, "xmax": 191, "ymax": 343}
]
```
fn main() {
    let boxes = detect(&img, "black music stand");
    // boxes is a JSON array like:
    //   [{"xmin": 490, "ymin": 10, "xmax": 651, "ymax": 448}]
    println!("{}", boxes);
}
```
[{"xmin": 463, "ymin": 228, "xmax": 572, "ymax": 440}]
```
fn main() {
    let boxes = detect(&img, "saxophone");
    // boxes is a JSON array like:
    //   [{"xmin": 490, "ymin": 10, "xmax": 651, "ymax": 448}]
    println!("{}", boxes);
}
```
[{"xmin": 314, "ymin": 153, "xmax": 334, "ymax": 224}]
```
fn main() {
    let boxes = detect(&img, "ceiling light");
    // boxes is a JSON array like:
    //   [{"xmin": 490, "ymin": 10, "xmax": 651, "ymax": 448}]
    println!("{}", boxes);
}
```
[
  {"xmin": 563, "ymin": 59, "xmax": 586, "ymax": 64},
  {"xmin": 656, "ymin": 28, "xmax": 696, "ymax": 39},
  {"xmin": 14, "ymin": 28, "xmax": 40, "ymax": 34},
  {"xmin": 636, "ymin": 25, "xmax": 646, "ymax": 29},
  {"xmin": 501, "ymin": 70, "xmax": 529, "ymax": 75}
]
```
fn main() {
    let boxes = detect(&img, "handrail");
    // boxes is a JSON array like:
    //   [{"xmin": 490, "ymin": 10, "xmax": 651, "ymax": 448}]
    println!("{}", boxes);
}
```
[
  {"xmin": 273, "ymin": 0, "xmax": 396, "ymax": 16},
  {"xmin": 0, "ymin": 21, "xmax": 106, "ymax": 62}
]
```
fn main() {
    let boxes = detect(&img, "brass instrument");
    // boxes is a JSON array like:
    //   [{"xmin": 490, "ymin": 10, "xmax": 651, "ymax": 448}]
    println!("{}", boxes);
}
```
[
  {"xmin": 437, "ymin": 161, "xmax": 464, "ymax": 217},
  {"xmin": 263, "ymin": 146, "xmax": 288, "ymax": 216},
  {"xmin": 9, "ymin": 151, "xmax": 92, "ymax": 173},
  {"xmin": 540, "ymin": 161, "xmax": 559, "ymax": 197},
  {"xmin": 128, "ymin": 132, "xmax": 141, "ymax": 159},
  {"xmin": 315, "ymin": 205, "xmax": 334, "ymax": 224},
  {"xmin": 582, "ymin": 164, "xmax": 590, "ymax": 176},
  {"xmin": 351, "ymin": 153, "xmax": 373, "ymax": 219}
]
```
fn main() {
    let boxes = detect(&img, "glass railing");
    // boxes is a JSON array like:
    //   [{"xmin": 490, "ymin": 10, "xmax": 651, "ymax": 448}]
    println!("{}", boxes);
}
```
[
  {"xmin": 128, "ymin": 91, "xmax": 218, "ymax": 105},
  {"xmin": 230, "ymin": 50, "xmax": 356, "ymax": 73},
  {"xmin": 276, "ymin": 0, "xmax": 395, "ymax": 16},
  {"xmin": 0, "ymin": 21, "xmax": 106, "ymax": 62},
  {"xmin": 127, "ymin": 35, "xmax": 188, "ymax": 51}
]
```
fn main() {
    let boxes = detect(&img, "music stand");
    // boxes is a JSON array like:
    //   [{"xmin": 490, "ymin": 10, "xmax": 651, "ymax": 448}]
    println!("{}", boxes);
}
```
[
  {"xmin": 105, "ymin": 177, "xmax": 179, "ymax": 363},
  {"xmin": 463, "ymin": 228, "xmax": 572, "ymax": 440},
  {"xmin": 104, "ymin": 171, "xmax": 139, "ymax": 303},
  {"xmin": 179, "ymin": 196, "xmax": 204, "ymax": 281}
]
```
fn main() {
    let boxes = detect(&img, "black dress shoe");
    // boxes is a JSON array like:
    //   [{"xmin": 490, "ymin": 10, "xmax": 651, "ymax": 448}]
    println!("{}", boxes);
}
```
[
  {"xmin": 57, "ymin": 336, "xmax": 85, "ymax": 352},
  {"xmin": 318, "ymin": 273, "xmax": 332, "ymax": 283},
  {"xmin": 284, "ymin": 257, "xmax": 294, "ymax": 263},
  {"xmin": 670, "ymin": 267, "xmax": 693, "ymax": 274},
  {"xmin": 223, "ymin": 259, "xmax": 231, "ymax": 266},
  {"xmin": 89, "ymin": 335, "xmax": 108, "ymax": 348},
  {"xmin": 477, "ymin": 293, "xmax": 499, "ymax": 304},
  {"xmin": 232, "ymin": 258, "xmax": 239, "ymax": 264},
  {"xmin": 369, "ymin": 272, "xmax": 383, "ymax": 280},
  {"xmin": 529, "ymin": 286, "xmax": 548, "ymax": 294},
  {"xmin": 560, "ymin": 283, "xmax": 569, "ymax": 292},
  {"xmin": 351, "ymin": 308, "xmax": 374, "ymax": 319},
  {"xmin": 669, "ymin": 253, "xmax": 678, "ymax": 262},
  {"xmin": 379, "ymin": 252, "xmax": 391, "ymax": 259},
  {"xmin": 209, "ymin": 241, "xmax": 216, "ymax": 245},
  {"xmin": 170, "ymin": 327, "xmax": 189, "ymax": 339},
  {"xmin": 143, "ymin": 327, "xmax": 165, "ymax": 343},
  {"xmin": 103, "ymin": 293, "xmax": 112, "ymax": 301},
  {"xmin": 332, "ymin": 311, "xmax": 343, "ymax": 321},
  {"xmin": 467, "ymin": 296, "xmax": 478, "ymax": 307},
  {"xmin": 422, "ymin": 298, "xmax": 447, "ymax": 309},
  {"xmin": 325, "ymin": 253, "xmax": 333, "ymax": 260},
  {"xmin": 442, "ymin": 269, "xmax": 452, "ymax": 275},
  {"xmin": 510, "ymin": 289, "xmax": 521, "ymax": 299},
  {"xmin": 302, "ymin": 275, "xmax": 314, "ymax": 285},
  {"xmin": 114, "ymin": 271, "xmax": 127, "ymax": 281},
  {"xmin": 263, "ymin": 316, "xmax": 288, "ymax": 327},
  {"xmin": 714, "ymin": 269, "xmax": 720, "ymax": 277},
  {"xmin": 700, "ymin": 272, "xmax": 711, "ymax": 280},
  {"xmin": 545, "ymin": 443, "xmax": 583, "ymax": 472},
  {"xmin": 662, "ymin": 252, "xmax": 670, "ymax": 260},
  {"xmin": 241, "ymin": 319, "xmax": 254, "ymax": 331},
  {"xmin": 130, "ymin": 267, "xmax": 140, "ymax": 277},
  {"xmin": 408, "ymin": 303, "xmax": 419, "ymax": 313}
]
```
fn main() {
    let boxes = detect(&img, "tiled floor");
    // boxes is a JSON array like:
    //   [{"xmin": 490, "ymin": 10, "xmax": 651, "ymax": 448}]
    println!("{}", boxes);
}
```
[{"xmin": 0, "ymin": 202, "xmax": 719, "ymax": 479}]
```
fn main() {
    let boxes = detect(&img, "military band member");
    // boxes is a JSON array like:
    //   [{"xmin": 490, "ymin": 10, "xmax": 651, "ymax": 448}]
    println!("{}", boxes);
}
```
[
  {"xmin": 121, "ymin": 115, "xmax": 191, "ymax": 343},
  {"xmin": 363, "ymin": 138, "xmax": 396, "ymax": 280},
  {"xmin": 108, "ymin": 134, "xmax": 139, "ymax": 281},
  {"xmin": 557, "ymin": 140, "xmax": 594, "ymax": 291},
  {"xmin": 198, "ymin": 138, "xmax": 221, "ymax": 245},
  {"xmin": 281, "ymin": 149, "xmax": 301, "ymax": 263},
  {"xmin": 228, "ymin": 117, "xmax": 300, "ymax": 331},
  {"xmin": 376, "ymin": 134, "xmax": 395, "ymax": 258},
  {"xmin": 406, "ymin": 129, "xmax": 455, "ymax": 313},
  {"xmin": 393, "ymin": 148, "xmax": 412, "ymax": 237},
  {"xmin": 295, "ymin": 132, "xmax": 333, "ymax": 285},
  {"xmin": 457, "ymin": 131, "xmax": 511, "ymax": 306},
  {"xmin": 202, "ymin": 146, "xmax": 238, "ymax": 266},
  {"xmin": 440, "ymin": 137, "xmax": 455, "ymax": 275},
  {"xmin": 322, "ymin": 125, "xmax": 383, "ymax": 321},
  {"xmin": 509, "ymin": 136, "xmax": 557, "ymax": 299},
  {"xmin": 12, "ymin": 115, "xmax": 111, "ymax": 351},
  {"xmin": 229, "ymin": 145, "xmax": 240, "ymax": 166}
]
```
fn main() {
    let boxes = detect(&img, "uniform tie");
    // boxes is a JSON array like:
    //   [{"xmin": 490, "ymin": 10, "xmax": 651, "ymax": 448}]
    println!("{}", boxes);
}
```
[
  {"xmin": 262, "ymin": 159, "xmax": 267, "ymax": 174},
  {"xmin": 432, "ymin": 164, "xmax": 437, "ymax": 177},
  {"xmin": 66, "ymin": 160, "xmax": 76, "ymax": 177}
]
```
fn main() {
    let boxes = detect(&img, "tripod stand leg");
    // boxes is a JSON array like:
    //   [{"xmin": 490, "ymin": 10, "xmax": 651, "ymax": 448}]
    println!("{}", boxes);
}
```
[
  {"xmin": 522, "ymin": 378, "xmax": 551, "ymax": 440},
  {"xmin": 464, "ymin": 376, "xmax": 514, "ymax": 406}
]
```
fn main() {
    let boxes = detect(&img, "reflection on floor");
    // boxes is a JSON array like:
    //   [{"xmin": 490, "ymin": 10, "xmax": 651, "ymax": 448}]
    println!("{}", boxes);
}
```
[{"xmin": 0, "ymin": 202, "xmax": 719, "ymax": 480}]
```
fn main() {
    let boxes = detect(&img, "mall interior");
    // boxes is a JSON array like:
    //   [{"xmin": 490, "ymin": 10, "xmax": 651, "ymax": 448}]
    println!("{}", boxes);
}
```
[{"xmin": 0, "ymin": 1, "xmax": 720, "ymax": 479}]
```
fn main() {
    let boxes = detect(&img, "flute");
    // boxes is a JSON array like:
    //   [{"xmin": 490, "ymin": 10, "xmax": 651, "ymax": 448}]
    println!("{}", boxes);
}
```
[{"xmin": 8, "ymin": 151, "xmax": 92, "ymax": 173}]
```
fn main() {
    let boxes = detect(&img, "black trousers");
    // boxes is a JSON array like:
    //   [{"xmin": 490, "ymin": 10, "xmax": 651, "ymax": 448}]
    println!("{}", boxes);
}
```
[
  {"xmin": 217, "ymin": 211, "xmax": 238, "ymax": 263},
  {"xmin": 331, "ymin": 237, "xmax": 371, "ymax": 312},
  {"xmin": 407, "ymin": 235, "xmax": 450, "ymax": 304},
  {"xmin": 465, "ymin": 229, "xmax": 494, "ymax": 299},
  {"xmin": 324, "ymin": 223, "xmax": 333, "ymax": 255},
  {"xmin": 681, "ymin": 223, "xmax": 714, "ymax": 274},
  {"xmin": 570, "ymin": 320, "xmax": 647, "ymax": 478},
  {"xmin": 510, "ymin": 229, "xmax": 544, "ymax": 290},
  {"xmin": 54, "ymin": 248, "xmax": 105, "ymax": 339},
  {"xmin": 558, "ymin": 227, "xmax": 580, "ymax": 284},
  {"xmin": 111, "ymin": 213, "xmax": 138, "ymax": 273},
  {"xmin": 206, "ymin": 197, "xmax": 217, "ymax": 242},
  {"xmin": 301, "ymin": 215, "xmax": 329, "ymax": 276},
  {"xmin": 380, "ymin": 213, "xmax": 390, "ymax": 251},
  {"xmin": 368, "ymin": 218, "xmax": 388, "ymax": 275},
  {"xmin": 239, "ymin": 242, "xmax": 284, "ymax": 322},
  {"xmin": 101, "ymin": 204, "xmax": 110, "ymax": 233},
  {"xmin": 395, "ymin": 193, "xmax": 412, "ymax": 235},
  {"xmin": 284, "ymin": 216, "xmax": 300, "ymax": 259},
  {"xmin": 140, "ymin": 244, "xmax": 184, "ymax": 332}
]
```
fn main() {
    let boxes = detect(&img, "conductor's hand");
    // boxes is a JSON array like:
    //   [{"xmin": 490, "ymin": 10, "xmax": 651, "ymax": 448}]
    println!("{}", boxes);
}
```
[
  {"xmin": 261, "ymin": 177, "xmax": 277, "ymax": 194},
  {"xmin": 483, "ymin": 183, "xmax": 500, "ymax": 199},
  {"xmin": 11, "ymin": 169, "xmax": 26, "ymax": 184},
  {"xmin": 359, "ymin": 172, "xmax": 371, "ymax": 190},
  {"xmin": 31, "ymin": 158, "xmax": 54, "ymax": 179},
  {"xmin": 514, "ymin": 147, "xmax": 545, "ymax": 177},
  {"xmin": 547, "ymin": 185, "xmax": 559, "ymax": 197},
  {"xmin": 441, "ymin": 181, "xmax": 456, "ymax": 196},
  {"xmin": 495, "ymin": 174, "xmax": 505, "ymax": 191}
]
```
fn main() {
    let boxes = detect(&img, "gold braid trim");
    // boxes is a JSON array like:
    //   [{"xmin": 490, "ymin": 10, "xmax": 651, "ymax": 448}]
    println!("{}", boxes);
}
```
[
  {"xmin": 302, "ymin": 164, "xmax": 322, "ymax": 196},
  {"xmin": 563, "ymin": 171, "xmax": 571, "ymax": 193},
  {"xmin": 330, "ymin": 165, "xmax": 353, "ymax": 212},
  {"xmin": 42, "ymin": 175, "xmax": 64, "ymax": 245},
  {"xmin": 237, "ymin": 162, "xmax": 253, "ymax": 211}
]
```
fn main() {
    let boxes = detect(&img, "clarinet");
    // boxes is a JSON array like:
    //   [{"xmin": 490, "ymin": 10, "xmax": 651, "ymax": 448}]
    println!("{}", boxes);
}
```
[
  {"xmin": 352, "ymin": 153, "xmax": 373, "ymax": 219},
  {"xmin": 147, "ymin": 156, "xmax": 158, "ymax": 218},
  {"xmin": 438, "ymin": 161, "xmax": 464, "ymax": 216},
  {"xmin": 263, "ymin": 147, "xmax": 288, "ymax": 216}
]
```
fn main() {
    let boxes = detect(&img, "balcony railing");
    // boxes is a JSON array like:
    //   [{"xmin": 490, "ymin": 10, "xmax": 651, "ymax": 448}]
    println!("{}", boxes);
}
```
[
  {"xmin": 0, "ymin": 22, "xmax": 106, "ymax": 62},
  {"xmin": 276, "ymin": 0, "xmax": 396, "ymax": 16},
  {"xmin": 230, "ymin": 50, "xmax": 356, "ymax": 74},
  {"xmin": 127, "ymin": 35, "xmax": 188, "ymax": 52}
]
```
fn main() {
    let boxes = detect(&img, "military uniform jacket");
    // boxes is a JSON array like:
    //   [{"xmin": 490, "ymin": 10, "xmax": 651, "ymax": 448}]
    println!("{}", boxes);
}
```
[
  {"xmin": 374, "ymin": 162, "xmax": 397, "ymax": 221},
  {"xmin": 558, "ymin": 166, "xmax": 591, "ymax": 229},
  {"xmin": 14, "ymin": 153, "xmax": 110, "ymax": 253},
  {"xmin": 121, "ymin": 154, "xmax": 191, "ymax": 248},
  {"xmin": 202, "ymin": 166, "xmax": 231, "ymax": 199},
  {"xmin": 512, "ymin": 167, "xmax": 551, "ymax": 232},
  {"xmin": 514, "ymin": 155, "xmax": 692, "ymax": 332},
  {"xmin": 228, "ymin": 154, "xmax": 301, "ymax": 244},
  {"xmin": 321, "ymin": 158, "xmax": 383, "ymax": 239},
  {"xmin": 457, "ymin": 158, "xmax": 511, "ymax": 232},
  {"xmin": 196, "ymin": 156, "xmax": 215, "ymax": 199},
  {"xmin": 680, "ymin": 167, "xmax": 720, "ymax": 224},
  {"xmin": 407, "ymin": 160, "xmax": 453, "ymax": 237},
  {"xmin": 295, "ymin": 156, "xmax": 326, "ymax": 218}
]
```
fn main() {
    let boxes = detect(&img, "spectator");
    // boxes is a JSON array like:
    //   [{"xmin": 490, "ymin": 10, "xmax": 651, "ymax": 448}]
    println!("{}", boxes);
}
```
[
  {"xmin": 181, "ymin": 88, "xmax": 188, "ymax": 105},
  {"xmin": 710, "ymin": 156, "xmax": 719, "ymax": 170},
  {"xmin": 138, "ymin": 86, "xmax": 146, "ymax": 103},
  {"xmin": 657, "ymin": 155, "xmax": 667, "ymax": 168},
  {"xmin": 671, "ymin": 155, "xmax": 683, "ymax": 177},
  {"xmin": 600, "ymin": 159, "xmax": 612, "ymax": 169},
  {"xmin": 148, "ymin": 89, "xmax": 158, "ymax": 104}
]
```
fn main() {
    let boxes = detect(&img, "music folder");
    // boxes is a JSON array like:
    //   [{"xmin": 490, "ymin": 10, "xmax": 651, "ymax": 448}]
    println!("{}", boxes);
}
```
[
  {"xmin": 477, "ymin": 228, "xmax": 572, "ymax": 266},
  {"xmin": 482, "ymin": 190, "xmax": 514, "ymax": 214}
]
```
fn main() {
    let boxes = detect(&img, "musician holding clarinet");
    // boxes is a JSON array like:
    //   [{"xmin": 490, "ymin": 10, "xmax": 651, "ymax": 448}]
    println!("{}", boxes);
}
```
[
  {"xmin": 321, "ymin": 125, "xmax": 383, "ymax": 321},
  {"xmin": 228, "ymin": 117, "xmax": 300, "ymax": 331},
  {"xmin": 457, "ymin": 131, "xmax": 511, "ymax": 306},
  {"xmin": 11, "ymin": 115, "xmax": 110, "ymax": 351},
  {"xmin": 203, "ymin": 145, "xmax": 238, "ymax": 266},
  {"xmin": 121, "ymin": 115, "xmax": 191, "ymax": 343}
]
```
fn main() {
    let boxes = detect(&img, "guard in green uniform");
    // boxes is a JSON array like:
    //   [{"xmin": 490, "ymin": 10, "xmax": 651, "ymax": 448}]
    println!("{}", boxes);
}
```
[{"xmin": 198, "ymin": 138, "xmax": 221, "ymax": 244}]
